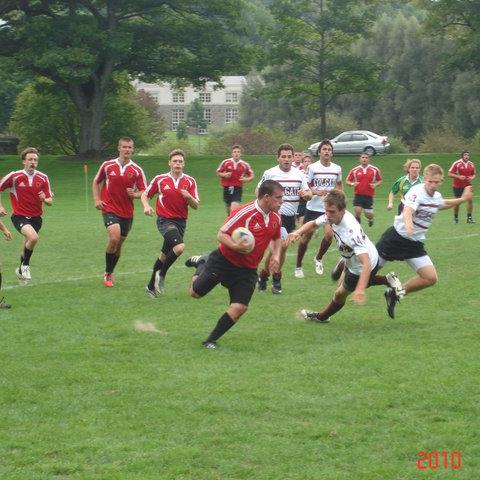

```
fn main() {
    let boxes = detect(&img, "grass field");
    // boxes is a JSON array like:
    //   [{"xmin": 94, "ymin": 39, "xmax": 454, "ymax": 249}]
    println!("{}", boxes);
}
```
[{"xmin": 0, "ymin": 152, "xmax": 478, "ymax": 479}]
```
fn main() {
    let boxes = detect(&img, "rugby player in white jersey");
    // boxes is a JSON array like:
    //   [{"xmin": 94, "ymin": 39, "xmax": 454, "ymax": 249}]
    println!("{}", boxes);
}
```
[
  {"xmin": 295, "ymin": 139, "xmax": 342, "ymax": 278},
  {"xmin": 376, "ymin": 164, "xmax": 473, "ymax": 318},
  {"xmin": 256, "ymin": 144, "xmax": 311, "ymax": 294},
  {"xmin": 288, "ymin": 190, "xmax": 401, "ymax": 323}
]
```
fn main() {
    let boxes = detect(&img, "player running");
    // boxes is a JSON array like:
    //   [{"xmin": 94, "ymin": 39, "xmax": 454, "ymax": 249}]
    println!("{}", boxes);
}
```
[{"xmin": 0, "ymin": 147, "xmax": 53, "ymax": 283}]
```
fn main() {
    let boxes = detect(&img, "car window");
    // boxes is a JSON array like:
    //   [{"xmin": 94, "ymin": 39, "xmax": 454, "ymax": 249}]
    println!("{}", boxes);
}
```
[
  {"xmin": 352, "ymin": 133, "xmax": 368, "ymax": 141},
  {"xmin": 337, "ymin": 134, "xmax": 352, "ymax": 142}
]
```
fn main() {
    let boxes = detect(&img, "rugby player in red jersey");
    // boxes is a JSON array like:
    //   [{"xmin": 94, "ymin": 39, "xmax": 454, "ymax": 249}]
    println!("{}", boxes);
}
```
[
  {"xmin": 0, "ymin": 147, "xmax": 53, "ymax": 283},
  {"xmin": 92, "ymin": 137, "xmax": 147, "ymax": 287},
  {"xmin": 141, "ymin": 149, "xmax": 199, "ymax": 298},
  {"xmin": 185, "ymin": 180, "xmax": 284, "ymax": 349}
]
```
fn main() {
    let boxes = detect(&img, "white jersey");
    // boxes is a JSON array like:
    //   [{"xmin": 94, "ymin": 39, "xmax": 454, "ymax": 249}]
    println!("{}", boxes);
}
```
[
  {"xmin": 394, "ymin": 183, "xmax": 445, "ymax": 241},
  {"xmin": 257, "ymin": 166, "xmax": 309, "ymax": 217},
  {"xmin": 306, "ymin": 160, "xmax": 342, "ymax": 212},
  {"xmin": 315, "ymin": 210, "xmax": 378, "ymax": 275}
]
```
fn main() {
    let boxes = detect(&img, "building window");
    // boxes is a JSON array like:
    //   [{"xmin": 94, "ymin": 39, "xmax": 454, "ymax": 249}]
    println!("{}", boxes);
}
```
[
  {"xmin": 199, "ymin": 92, "xmax": 211, "ymax": 103},
  {"xmin": 172, "ymin": 91, "xmax": 185, "ymax": 103},
  {"xmin": 225, "ymin": 92, "xmax": 238, "ymax": 103},
  {"xmin": 203, "ymin": 108, "xmax": 212, "ymax": 124},
  {"xmin": 225, "ymin": 107, "xmax": 238, "ymax": 124},
  {"xmin": 171, "ymin": 108, "xmax": 185, "ymax": 130}
]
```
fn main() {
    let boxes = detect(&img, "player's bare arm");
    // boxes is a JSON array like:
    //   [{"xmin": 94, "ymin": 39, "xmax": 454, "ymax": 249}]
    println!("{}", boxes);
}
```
[
  {"xmin": 180, "ymin": 188, "xmax": 199, "ymax": 209},
  {"xmin": 352, "ymin": 253, "xmax": 371, "ymax": 305},
  {"xmin": 299, "ymin": 188, "xmax": 312, "ymax": 200},
  {"xmin": 140, "ymin": 191, "xmax": 154, "ymax": 216},
  {"xmin": 240, "ymin": 172, "xmax": 254, "ymax": 183},
  {"xmin": 92, "ymin": 179, "xmax": 105, "ymax": 210},
  {"xmin": 402, "ymin": 206, "xmax": 415, "ymax": 237},
  {"xmin": 287, "ymin": 220, "xmax": 317, "ymax": 245},
  {"xmin": 38, "ymin": 191, "xmax": 53, "ymax": 206},
  {"xmin": 442, "ymin": 185, "xmax": 473, "ymax": 209},
  {"xmin": 0, "ymin": 221, "xmax": 12, "ymax": 241},
  {"xmin": 268, "ymin": 238, "xmax": 282, "ymax": 273}
]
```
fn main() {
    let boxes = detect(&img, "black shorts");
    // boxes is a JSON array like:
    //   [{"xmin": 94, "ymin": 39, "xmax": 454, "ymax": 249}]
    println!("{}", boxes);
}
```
[
  {"xmin": 342, "ymin": 261, "xmax": 381, "ymax": 292},
  {"xmin": 453, "ymin": 187, "xmax": 464, "ymax": 198},
  {"xmin": 11, "ymin": 215, "xmax": 42, "ymax": 234},
  {"xmin": 376, "ymin": 226, "xmax": 427, "ymax": 261},
  {"xmin": 156, "ymin": 217, "xmax": 186, "ymax": 239},
  {"xmin": 296, "ymin": 199, "xmax": 307, "ymax": 217},
  {"xmin": 303, "ymin": 209, "xmax": 324, "ymax": 223},
  {"xmin": 281, "ymin": 214, "xmax": 296, "ymax": 233},
  {"xmin": 353, "ymin": 194, "xmax": 373, "ymax": 210},
  {"xmin": 192, "ymin": 249, "xmax": 257, "ymax": 306},
  {"xmin": 103, "ymin": 212, "xmax": 133, "ymax": 237},
  {"xmin": 223, "ymin": 186, "xmax": 243, "ymax": 206}
]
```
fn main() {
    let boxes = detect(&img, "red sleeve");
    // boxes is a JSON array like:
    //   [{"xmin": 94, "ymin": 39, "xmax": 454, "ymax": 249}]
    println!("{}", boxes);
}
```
[
  {"xmin": 346, "ymin": 169, "xmax": 355, "ymax": 182},
  {"xmin": 188, "ymin": 178, "xmax": 199, "ymax": 200},
  {"xmin": 136, "ymin": 168, "xmax": 147, "ymax": 191},
  {"xmin": 216, "ymin": 160, "xmax": 227, "ymax": 173},
  {"xmin": 94, "ymin": 162, "xmax": 107, "ymax": 184},
  {"xmin": 375, "ymin": 167, "xmax": 382, "ymax": 181},
  {"xmin": 0, "ymin": 172, "xmax": 14, "ymax": 191},
  {"xmin": 145, "ymin": 178, "xmax": 159, "ymax": 199},
  {"xmin": 42, "ymin": 176, "xmax": 53, "ymax": 197},
  {"xmin": 448, "ymin": 161, "xmax": 458, "ymax": 174}
]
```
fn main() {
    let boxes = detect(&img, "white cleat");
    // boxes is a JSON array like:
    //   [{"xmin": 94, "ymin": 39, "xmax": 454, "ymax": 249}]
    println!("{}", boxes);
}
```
[
  {"xmin": 314, "ymin": 257, "xmax": 324, "ymax": 275},
  {"xmin": 21, "ymin": 264, "xmax": 31, "ymax": 280},
  {"xmin": 386, "ymin": 272, "xmax": 405, "ymax": 299},
  {"xmin": 294, "ymin": 267, "xmax": 305, "ymax": 278},
  {"xmin": 154, "ymin": 271, "xmax": 165, "ymax": 294}
]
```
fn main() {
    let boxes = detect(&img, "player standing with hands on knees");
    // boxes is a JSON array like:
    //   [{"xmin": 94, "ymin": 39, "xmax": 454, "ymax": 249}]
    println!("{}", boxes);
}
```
[
  {"xmin": 0, "ymin": 147, "xmax": 53, "ymax": 283},
  {"xmin": 288, "ymin": 190, "xmax": 402, "ymax": 323},
  {"xmin": 92, "ymin": 137, "xmax": 147, "ymax": 287},
  {"xmin": 141, "ymin": 149, "xmax": 199, "ymax": 298},
  {"xmin": 185, "ymin": 180, "xmax": 284, "ymax": 349}
]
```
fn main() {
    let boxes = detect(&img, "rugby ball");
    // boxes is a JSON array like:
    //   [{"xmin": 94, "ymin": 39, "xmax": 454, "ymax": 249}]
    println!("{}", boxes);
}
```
[{"xmin": 231, "ymin": 227, "xmax": 255, "ymax": 251}]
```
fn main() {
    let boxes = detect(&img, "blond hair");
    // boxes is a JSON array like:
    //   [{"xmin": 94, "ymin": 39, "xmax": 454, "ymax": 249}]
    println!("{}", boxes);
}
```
[
  {"xmin": 424, "ymin": 164, "xmax": 444, "ymax": 178},
  {"xmin": 403, "ymin": 158, "xmax": 421, "ymax": 173}
]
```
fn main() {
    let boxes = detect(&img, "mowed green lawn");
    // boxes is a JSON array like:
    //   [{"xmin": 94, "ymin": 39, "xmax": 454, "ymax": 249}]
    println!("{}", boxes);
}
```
[{"xmin": 0, "ymin": 152, "xmax": 478, "ymax": 480}]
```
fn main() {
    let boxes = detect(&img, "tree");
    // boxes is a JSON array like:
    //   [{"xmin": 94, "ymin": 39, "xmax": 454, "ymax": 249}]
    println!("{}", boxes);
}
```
[
  {"xmin": 261, "ymin": 0, "xmax": 385, "ymax": 137},
  {"xmin": 9, "ymin": 77, "xmax": 161, "ymax": 155},
  {"xmin": 187, "ymin": 99, "xmax": 207, "ymax": 134},
  {"xmin": 0, "ymin": 1, "xmax": 253, "ymax": 157}
]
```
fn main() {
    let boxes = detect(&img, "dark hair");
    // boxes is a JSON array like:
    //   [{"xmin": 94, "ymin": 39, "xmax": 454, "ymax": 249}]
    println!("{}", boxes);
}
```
[
  {"xmin": 324, "ymin": 189, "xmax": 347, "ymax": 211},
  {"xmin": 461, "ymin": 150, "xmax": 470, "ymax": 157},
  {"xmin": 258, "ymin": 179, "xmax": 284, "ymax": 198},
  {"xmin": 277, "ymin": 143, "xmax": 294, "ymax": 157},
  {"xmin": 316, "ymin": 139, "xmax": 333, "ymax": 155},
  {"xmin": 231, "ymin": 144, "xmax": 242, "ymax": 151},
  {"xmin": 21, "ymin": 147, "xmax": 39, "ymax": 160}
]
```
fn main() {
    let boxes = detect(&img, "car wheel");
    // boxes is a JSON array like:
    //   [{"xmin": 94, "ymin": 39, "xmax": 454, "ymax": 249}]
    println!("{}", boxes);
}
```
[{"xmin": 364, "ymin": 146, "xmax": 376, "ymax": 156}]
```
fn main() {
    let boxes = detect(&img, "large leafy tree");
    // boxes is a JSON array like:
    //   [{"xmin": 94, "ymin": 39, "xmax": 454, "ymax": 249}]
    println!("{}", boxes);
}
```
[
  {"xmin": 261, "ymin": 0, "xmax": 385, "ymax": 137},
  {"xmin": 0, "ymin": 1, "xmax": 253, "ymax": 157}
]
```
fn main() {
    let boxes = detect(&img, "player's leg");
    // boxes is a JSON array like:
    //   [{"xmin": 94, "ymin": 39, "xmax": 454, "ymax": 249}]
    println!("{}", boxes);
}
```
[
  {"xmin": 453, "ymin": 187, "xmax": 462, "ymax": 223},
  {"xmin": 353, "ymin": 205, "xmax": 362, "ymax": 223},
  {"xmin": 302, "ymin": 282, "xmax": 350, "ymax": 323},
  {"xmin": 295, "ymin": 230, "xmax": 312, "ymax": 275},
  {"xmin": 257, "ymin": 250, "xmax": 271, "ymax": 291},
  {"xmin": 0, "ymin": 267, "xmax": 12, "ymax": 309},
  {"xmin": 18, "ymin": 223, "xmax": 39, "ymax": 280},
  {"xmin": 466, "ymin": 197, "xmax": 474, "ymax": 223},
  {"xmin": 314, "ymin": 223, "xmax": 333, "ymax": 275},
  {"xmin": 103, "ymin": 220, "xmax": 123, "ymax": 287},
  {"xmin": 403, "ymin": 256, "xmax": 437, "ymax": 294}
]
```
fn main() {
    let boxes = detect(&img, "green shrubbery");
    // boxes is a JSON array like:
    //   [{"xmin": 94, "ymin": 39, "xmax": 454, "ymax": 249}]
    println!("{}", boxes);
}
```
[{"xmin": 418, "ymin": 128, "xmax": 468, "ymax": 153}]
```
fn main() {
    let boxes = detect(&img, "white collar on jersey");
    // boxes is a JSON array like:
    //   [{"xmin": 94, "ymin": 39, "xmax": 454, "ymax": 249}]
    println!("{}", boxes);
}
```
[{"xmin": 254, "ymin": 199, "xmax": 270, "ymax": 225}]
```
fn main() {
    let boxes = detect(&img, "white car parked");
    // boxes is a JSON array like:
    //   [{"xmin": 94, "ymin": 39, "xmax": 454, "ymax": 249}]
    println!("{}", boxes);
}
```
[{"xmin": 309, "ymin": 130, "xmax": 390, "ymax": 156}]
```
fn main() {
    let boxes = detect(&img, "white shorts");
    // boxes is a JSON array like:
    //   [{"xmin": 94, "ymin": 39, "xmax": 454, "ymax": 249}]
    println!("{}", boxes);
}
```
[{"xmin": 378, "ymin": 254, "xmax": 433, "ymax": 271}]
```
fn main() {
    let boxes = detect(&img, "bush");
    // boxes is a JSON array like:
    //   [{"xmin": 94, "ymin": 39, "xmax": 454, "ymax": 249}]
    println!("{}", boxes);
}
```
[
  {"xmin": 468, "ymin": 129, "xmax": 480, "ymax": 153},
  {"xmin": 147, "ymin": 138, "xmax": 194, "ymax": 157},
  {"xmin": 387, "ymin": 136, "xmax": 409, "ymax": 154},
  {"xmin": 418, "ymin": 128, "xmax": 468, "ymax": 153}
]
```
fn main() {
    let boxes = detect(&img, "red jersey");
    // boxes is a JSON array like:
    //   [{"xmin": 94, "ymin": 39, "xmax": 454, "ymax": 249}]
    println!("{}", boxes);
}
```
[
  {"xmin": 346, "ymin": 165, "xmax": 382, "ymax": 197},
  {"xmin": 0, "ymin": 169, "xmax": 53, "ymax": 217},
  {"xmin": 449, "ymin": 159, "xmax": 475, "ymax": 188},
  {"xmin": 94, "ymin": 158, "xmax": 147, "ymax": 219},
  {"xmin": 219, "ymin": 200, "xmax": 281, "ymax": 269},
  {"xmin": 145, "ymin": 173, "xmax": 199, "ymax": 219},
  {"xmin": 216, "ymin": 158, "xmax": 253, "ymax": 187}
]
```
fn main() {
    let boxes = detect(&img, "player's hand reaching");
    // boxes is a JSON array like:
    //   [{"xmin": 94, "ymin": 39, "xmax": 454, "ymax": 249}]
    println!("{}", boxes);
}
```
[
  {"xmin": 143, "ymin": 205, "xmax": 155, "ymax": 216},
  {"xmin": 126, "ymin": 187, "xmax": 137, "ymax": 198},
  {"xmin": 94, "ymin": 199, "xmax": 105, "ymax": 210},
  {"xmin": 0, "ymin": 206, "xmax": 6, "ymax": 217},
  {"xmin": 3, "ymin": 230, "xmax": 12, "ymax": 241},
  {"xmin": 287, "ymin": 231, "xmax": 300, "ymax": 245},
  {"xmin": 352, "ymin": 289, "xmax": 366, "ymax": 305}
]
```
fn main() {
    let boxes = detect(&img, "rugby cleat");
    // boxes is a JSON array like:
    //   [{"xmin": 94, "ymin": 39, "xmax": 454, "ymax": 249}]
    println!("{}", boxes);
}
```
[
  {"xmin": 385, "ymin": 272, "xmax": 405, "ymax": 299},
  {"xmin": 467, "ymin": 217, "xmax": 475, "ymax": 224},
  {"xmin": 144, "ymin": 286, "xmax": 158, "ymax": 299},
  {"xmin": 294, "ymin": 267, "xmax": 305, "ymax": 279},
  {"xmin": 314, "ymin": 257, "xmax": 324, "ymax": 275},
  {"xmin": 202, "ymin": 341, "xmax": 217, "ymax": 349},
  {"xmin": 271, "ymin": 278, "xmax": 282, "ymax": 294},
  {"xmin": 15, "ymin": 267, "xmax": 24, "ymax": 280},
  {"xmin": 185, "ymin": 255, "xmax": 203, "ymax": 268},
  {"xmin": 20, "ymin": 264, "xmax": 31, "ymax": 280},
  {"xmin": 257, "ymin": 277, "xmax": 267, "ymax": 291},
  {"xmin": 154, "ymin": 271, "xmax": 165, "ymax": 294},
  {"xmin": 300, "ymin": 309, "xmax": 330, "ymax": 323},
  {"xmin": 384, "ymin": 288, "xmax": 400, "ymax": 319},
  {"xmin": 103, "ymin": 272, "xmax": 114, "ymax": 288},
  {"xmin": 331, "ymin": 258, "xmax": 345, "ymax": 281}
]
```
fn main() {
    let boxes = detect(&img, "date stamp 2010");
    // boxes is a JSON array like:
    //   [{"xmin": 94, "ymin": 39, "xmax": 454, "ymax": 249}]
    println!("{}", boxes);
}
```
[{"xmin": 417, "ymin": 451, "xmax": 462, "ymax": 470}]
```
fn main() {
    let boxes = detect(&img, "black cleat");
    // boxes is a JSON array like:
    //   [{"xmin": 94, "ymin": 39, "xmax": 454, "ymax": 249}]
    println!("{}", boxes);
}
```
[
  {"xmin": 271, "ymin": 278, "xmax": 282, "ymax": 294},
  {"xmin": 368, "ymin": 219, "xmax": 374, "ymax": 227},
  {"xmin": 384, "ymin": 288, "xmax": 400, "ymax": 319},
  {"xmin": 257, "ymin": 277, "xmax": 267, "ymax": 291},
  {"xmin": 467, "ymin": 217, "xmax": 475, "ymax": 224},
  {"xmin": 454, "ymin": 217, "xmax": 459, "ymax": 224},
  {"xmin": 185, "ymin": 255, "xmax": 203, "ymax": 268},
  {"xmin": 300, "ymin": 309, "xmax": 330, "ymax": 323},
  {"xmin": 331, "ymin": 258, "xmax": 345, "ymax": 281},
  {"xmin": 202, "ymin": 341, "xmax": 217, "ymax": 349},
  {"xmin": 0, "ymin": 297, "xmax": 12, "ymax": 309}
]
